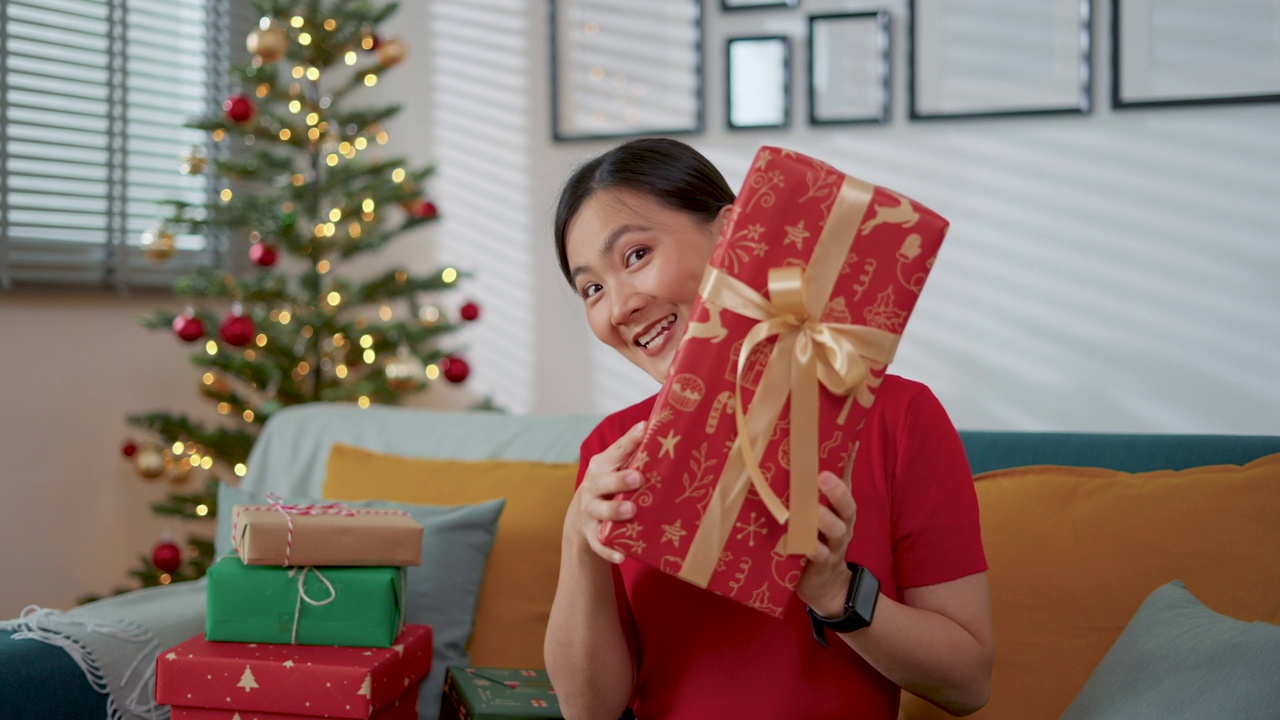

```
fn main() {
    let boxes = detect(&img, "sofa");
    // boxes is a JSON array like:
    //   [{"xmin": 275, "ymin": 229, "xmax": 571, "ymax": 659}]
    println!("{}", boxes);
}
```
[{"xmin": 3, "ymin": 402, "xmax": 1278, "ymax": 719}]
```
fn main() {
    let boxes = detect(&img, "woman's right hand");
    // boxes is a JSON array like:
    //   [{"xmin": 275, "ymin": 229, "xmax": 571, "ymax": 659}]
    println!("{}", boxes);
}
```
[{"xmin": 569, "ymin": 420, "xmax": 647, "ymax": 564}]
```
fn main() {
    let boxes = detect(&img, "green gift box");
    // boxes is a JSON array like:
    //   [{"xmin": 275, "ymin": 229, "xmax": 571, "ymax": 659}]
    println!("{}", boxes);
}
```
[
  {"xmin": 205, "ymin": 555, "xmax": 404, "ymax": 648},
  {"xmin": 441, "ymin": 667, "xmax": 563, "ymax": 720}
]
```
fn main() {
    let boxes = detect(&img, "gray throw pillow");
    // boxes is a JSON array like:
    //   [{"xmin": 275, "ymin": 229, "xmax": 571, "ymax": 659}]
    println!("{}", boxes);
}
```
[
  {"xmin": 214, "ymin": 486, "xmax": 504, "ymax": 720},
  {"xmin": 1059, "ymin": 580, "xmax": 1280, "ymax": 720}
]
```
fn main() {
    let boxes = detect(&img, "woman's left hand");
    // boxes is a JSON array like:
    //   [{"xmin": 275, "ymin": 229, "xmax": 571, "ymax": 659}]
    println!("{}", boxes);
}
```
[{"xmin": 795, "ymin": 469, "xmax": 857, "ymax": 617}]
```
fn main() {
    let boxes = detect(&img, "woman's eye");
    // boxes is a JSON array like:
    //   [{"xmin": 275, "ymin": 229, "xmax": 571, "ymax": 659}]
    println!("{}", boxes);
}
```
[
  {"xmin": 625, "ymin": 247, "xmax": 649, "ymax": 266},
  {"xmin": 581, "ymin": 283, "xmax": 602, "ymax": 299}
]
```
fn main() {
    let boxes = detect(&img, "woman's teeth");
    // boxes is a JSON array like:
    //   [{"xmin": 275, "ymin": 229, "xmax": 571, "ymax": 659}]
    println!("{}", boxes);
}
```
[{"xmin": 637, "ymin": 314, "xmax": 677, "ymax": 348}]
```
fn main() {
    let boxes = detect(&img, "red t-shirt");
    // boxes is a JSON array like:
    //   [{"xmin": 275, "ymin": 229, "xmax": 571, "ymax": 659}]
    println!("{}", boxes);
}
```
[{"xmin": 575, "ymin": 375, "xmax": 987, "ymax": 719}]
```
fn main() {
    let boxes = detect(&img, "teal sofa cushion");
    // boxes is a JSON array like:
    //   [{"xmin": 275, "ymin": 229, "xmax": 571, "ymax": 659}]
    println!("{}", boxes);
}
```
[{"xmin": 1060, "ymin": 580, "xmax": 1280, "ymax": 720}]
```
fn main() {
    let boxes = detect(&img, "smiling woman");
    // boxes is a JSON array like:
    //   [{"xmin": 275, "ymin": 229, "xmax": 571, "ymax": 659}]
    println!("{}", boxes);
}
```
[
  {"xmin": 562, "ymin": 187, "xmax": 728, "ymax": 383},
  {"xmin": 544, "ymin": 138, "xmax": 994, "ymax": 720}
]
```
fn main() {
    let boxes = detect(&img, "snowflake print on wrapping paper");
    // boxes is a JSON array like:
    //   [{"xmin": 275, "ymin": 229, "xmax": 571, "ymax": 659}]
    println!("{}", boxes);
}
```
[
  {"xmin": 783, "ymin": 219, "xmax": 811, "ymax": 250},
  {"xmin": 727, "ymin": 556, "xmax": 752, "ymax": 596},
  {"xmin": 748, "ymin": 582, "xmax": 784, "ymax": 616},
  {"xmin": 753, "ymin": 148, "xmax": 773, "ymax": 171},
  {"xmin": 864, "ymin": 287, "xmax": 908, "ymax": 333},
  {"xmin": 675, "ymin": 442, "xmax": 717, "ymax": 514},
  {"xmin": 734, "ymin": 511, "xmax": 767, "ymax": 547}
]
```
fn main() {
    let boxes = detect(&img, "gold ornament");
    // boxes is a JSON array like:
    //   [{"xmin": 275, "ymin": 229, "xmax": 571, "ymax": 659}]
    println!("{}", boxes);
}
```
[
  {"xmin": 168, "ymin": 456, "xmax": 193, "ymax": 485},
  {"xmin": 179, "ymin": 145, "xmax": 207, "ymax": 175},
  {"xmin": 140, "ymin": 226, "xmax": 176, "ymax": 262},
  {"xmin": 376, "ymin": 37, "xmax": 406, "ymax": 68},
  {"xmin": 134, "ymin": 447, "xmax": 166, "ymax": 480},
  {"xmin": 247, "ymin": 22, "xmax": 288, "ymax": 64},
  {"xmin": 385, "ymin": 349, "xmax": 425, "ymax": 392}
]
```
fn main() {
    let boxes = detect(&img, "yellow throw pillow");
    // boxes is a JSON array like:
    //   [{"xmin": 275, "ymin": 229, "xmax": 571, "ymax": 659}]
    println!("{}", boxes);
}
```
[
  {"xmin": 900, "ymin": 453, "xmax": 1280, "ymax": 720},
  {"xmin": 323, "ymin": 444, "xmax": 577, "ymax": 669}
]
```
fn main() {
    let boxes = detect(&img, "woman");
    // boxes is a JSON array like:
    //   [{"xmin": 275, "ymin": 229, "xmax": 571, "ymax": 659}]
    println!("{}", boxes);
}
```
[{"xmin": 545, "ymin": 138, "xmax": 993, "ymax": 720}]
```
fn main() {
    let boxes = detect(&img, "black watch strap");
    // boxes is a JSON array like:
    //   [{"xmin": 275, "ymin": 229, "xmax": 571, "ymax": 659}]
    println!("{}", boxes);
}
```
[{"xmin": 807, "ymin": 562, "xmax": 879, "ymax": 648}]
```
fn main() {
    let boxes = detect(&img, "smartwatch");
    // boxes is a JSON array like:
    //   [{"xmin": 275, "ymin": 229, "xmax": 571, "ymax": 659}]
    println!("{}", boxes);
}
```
[{"xmin": 807, "ymin": 562, "xmax": 879, "ymax": 648}]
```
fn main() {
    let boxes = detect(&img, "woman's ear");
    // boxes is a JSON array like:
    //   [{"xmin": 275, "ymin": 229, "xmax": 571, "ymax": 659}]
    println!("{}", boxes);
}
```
[{"xmin": 713, "ymin": 203, "xmax": 735, "ymax": 237}]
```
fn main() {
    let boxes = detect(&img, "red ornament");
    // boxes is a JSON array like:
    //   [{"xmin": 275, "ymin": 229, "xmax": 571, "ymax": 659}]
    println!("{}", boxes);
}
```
[
  {"xmin": 367, "ymin": 33, "xmax": 382, "ymax": 50},
  {"xmin": 248, "ymin": 241, "xmax": 277, "ymax": 267},
  {"xmin": 459, "ymin": 301, "xmax": 480, "ymax": 322},
  {"xmin": 172, "ymin": 310, "xmax": 205, "ymax": 343},
  {"xmin": 442, "ymin": 356, "xmax": 469, "ymax": 383},
  {"xmin": 222, "ymin": 94, "xmax": 255, "ymax": 123},
  {"xmin": 152, "ymin": 540, "xmax": 182, "ymax": 574},
  {"xmin": 411, "ymin": 200, "xmax": 438, "ymax": 220},
  {"xmin": 219, "ymin": 309, "xmax": 256, "ymax": 347},
  {"xmin": 121, "ymin": 441, "xmax": 137, "ymax": 458}
]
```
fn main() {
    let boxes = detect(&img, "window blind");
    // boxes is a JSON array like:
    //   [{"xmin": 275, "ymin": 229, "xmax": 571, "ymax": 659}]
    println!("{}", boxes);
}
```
[{"xmin": 0, "ymin": 0, "xmax": 230, "ymax": 291}]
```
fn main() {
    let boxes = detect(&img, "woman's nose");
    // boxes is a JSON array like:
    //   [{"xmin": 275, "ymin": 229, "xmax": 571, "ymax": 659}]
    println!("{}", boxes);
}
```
[{"xmin": 610, "ymin": 280, "xmax": 647, "ymax": 326}]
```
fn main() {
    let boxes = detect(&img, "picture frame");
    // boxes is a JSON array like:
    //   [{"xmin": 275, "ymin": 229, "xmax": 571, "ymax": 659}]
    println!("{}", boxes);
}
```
[
  {"xmin": 908, "ymin": 0, "xmax": 1093, "ymax": 120},
  {"xmin": 550, "ymin": 0, "xmax": 704, "ymax": 142},
  {"xmin": 1112, "ymin": 0, "xmax": 1280, "ymax": 109},
  {"xmin": 726, "ymin": 35, "xmax": 791, "ymax": 130},
  {"xmin": 808, "ymin": 11, "xmax": 891, "ymax": 125},
  {"xmin": 721, "ymin": 0, "xmax": 799, "ymax": 11}
]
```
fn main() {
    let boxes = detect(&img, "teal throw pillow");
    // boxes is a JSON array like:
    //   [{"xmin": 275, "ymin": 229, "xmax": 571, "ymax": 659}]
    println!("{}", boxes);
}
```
[
  {"xmin": 1060, "ymin": 580, "xmax": 1280, "ymax": 720},
  {"xmin": 215, "ymin": 485, "xmax": 504, "ymax": 720}
]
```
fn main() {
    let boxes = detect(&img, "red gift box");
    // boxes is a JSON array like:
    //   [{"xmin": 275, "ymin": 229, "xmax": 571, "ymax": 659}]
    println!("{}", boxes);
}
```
[
  {"xmin": 169, "ymin": 688, "xmax": 417, "ymax": 719},
  {"xmin": 602, "ymin": 146, "xmax": 948, "ymax": 617},
  {"xmin": 154, "ymin": 625, "xmax": 432, "ymax": 719}
]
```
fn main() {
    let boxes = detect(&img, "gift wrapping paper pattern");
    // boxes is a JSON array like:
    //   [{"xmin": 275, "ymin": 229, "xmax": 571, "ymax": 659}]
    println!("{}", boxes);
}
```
[
  {"xmin": 232, "ymin": 501, "xmax": 423, "ymax": 567},
  {"xmin": 154, "ymin": 625, "xmax": 432, "ymax": 718},
  {"xmin": 440, "ymin": 667, "xmax": 562, "ymax": 720},
  {"xmin": 602, "ymin": 146, "xmax": 949, "ymax": 617}
]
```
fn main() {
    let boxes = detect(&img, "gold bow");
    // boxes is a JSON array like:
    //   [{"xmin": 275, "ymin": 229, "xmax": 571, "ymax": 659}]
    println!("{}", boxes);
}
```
[{"xmin": 676, "ymin": 175, "xmax": 902, "ymax": 588}]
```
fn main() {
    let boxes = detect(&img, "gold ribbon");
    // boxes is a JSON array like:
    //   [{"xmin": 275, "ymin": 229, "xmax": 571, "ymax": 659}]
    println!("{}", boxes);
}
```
[{"xmin": 677, "ymin": 175, "xmax": 902, "ymax": 588}]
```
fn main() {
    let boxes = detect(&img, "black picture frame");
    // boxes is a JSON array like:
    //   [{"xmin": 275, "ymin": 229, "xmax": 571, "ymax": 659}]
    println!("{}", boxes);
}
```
[
  {"xmin": 1111, "ymin": 0, "xmax": 1280, "ymax": 109},
  {"xmin": 721, "ymin": 0, "xmax": 799, "ymax": 11},
  {"xmin": 726, "ymin": 35, "xmax": 791, "ymax": 130},
  {"xmin": 907, "ymin": 0, "xmax": 1093, "ymax": 121},
  {"xmin": 807, "ymin": 11, "xmax": 891, "ymax": 126},
  {"xmin": 549, "ymin": 0, "xmax": 705, "ymax": 142}
]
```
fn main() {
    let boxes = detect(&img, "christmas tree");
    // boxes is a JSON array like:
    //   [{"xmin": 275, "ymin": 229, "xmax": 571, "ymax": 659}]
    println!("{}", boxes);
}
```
[{"xmin": 102, "ymin": 0, "xmax": 477, "ymax": 598}]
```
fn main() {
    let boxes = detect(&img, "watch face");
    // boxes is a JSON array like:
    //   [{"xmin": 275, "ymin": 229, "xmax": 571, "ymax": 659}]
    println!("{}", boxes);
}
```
[{"xmin": 850, "ymin": 567, "xmax": 879, "ymax": 620}]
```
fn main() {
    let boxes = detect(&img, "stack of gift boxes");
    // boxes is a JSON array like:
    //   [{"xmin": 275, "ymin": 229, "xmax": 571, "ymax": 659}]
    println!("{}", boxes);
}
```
[{"xmin": 155, "ymin": 496, "xmax": 434, "ymax": 719}]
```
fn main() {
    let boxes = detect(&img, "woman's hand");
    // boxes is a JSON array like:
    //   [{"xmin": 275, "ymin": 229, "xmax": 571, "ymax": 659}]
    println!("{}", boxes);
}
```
[
  {"xmin": 796, "ymin": 469, "xmax": 858, "ymax": 617},
  {"xmin": 567, "ymin": 420, "xmax": 647, "ymax": 564}
]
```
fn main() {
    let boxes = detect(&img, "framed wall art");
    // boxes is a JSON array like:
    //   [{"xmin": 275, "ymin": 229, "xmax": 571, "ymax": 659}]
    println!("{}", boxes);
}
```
[
  {"xmin": 726, "ymin": 35, "xmax": 791, "ymax": 129},
  {"xmin": 550, "ymin": 0, "xmax": 704, "ymax": 141},
  {"xmin": 808, "ymin": 11, "xmax": 891, "ymax": 125},
  {"xmin": 908, "ymin": 0, "xmax": 1093, "ymax": 120},
  {"xmin": 1112, "ymin": 0, "xmax": 1280, "ymax": 109}
]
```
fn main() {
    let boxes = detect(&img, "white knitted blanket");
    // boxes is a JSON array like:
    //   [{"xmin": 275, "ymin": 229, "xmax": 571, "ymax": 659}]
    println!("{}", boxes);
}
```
[{"xmin": 0, "ymin": 579, "xmax": 206, "ymax": 720}]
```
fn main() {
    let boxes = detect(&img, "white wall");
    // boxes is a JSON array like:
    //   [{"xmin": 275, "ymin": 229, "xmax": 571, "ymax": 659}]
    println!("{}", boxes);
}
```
[
  {"xmin": 0, "ymin": 0, "xmax": 467, "ymax": 617},
  {"xmin": 431, "ymin": 0, "xmax": 1280, "ymax": 434}
]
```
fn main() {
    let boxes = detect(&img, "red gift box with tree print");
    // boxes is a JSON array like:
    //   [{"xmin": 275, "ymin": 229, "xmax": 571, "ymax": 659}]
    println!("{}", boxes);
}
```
[
  {"xmin": 601, "ymin": 146, "xmax": 949, "ymax": 617},
  {"xmin": 154, "ymin": 625, "xmax": 432, "ymax": 718}
]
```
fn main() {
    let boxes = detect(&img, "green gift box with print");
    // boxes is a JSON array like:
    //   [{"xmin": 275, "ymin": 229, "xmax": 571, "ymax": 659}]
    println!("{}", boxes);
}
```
[
  {"xmin": 440, "ymin": 667, "xmax": 563, "ymax": 720},
  {"xmin": 205, "ymin": 555, "xmax": 404, "ymax": 648}
]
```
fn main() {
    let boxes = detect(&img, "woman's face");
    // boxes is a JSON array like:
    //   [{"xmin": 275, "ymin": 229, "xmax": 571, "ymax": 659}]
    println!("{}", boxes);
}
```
[{"xmin": 564, "ymin": 188, "xmax": 724, "ymax": 383}]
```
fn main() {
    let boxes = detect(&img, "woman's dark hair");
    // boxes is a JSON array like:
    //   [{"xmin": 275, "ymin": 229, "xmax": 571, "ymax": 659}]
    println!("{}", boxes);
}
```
[{"xmin": 554, "ymin": 138, "xmax": 735, "ymax": 285}]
